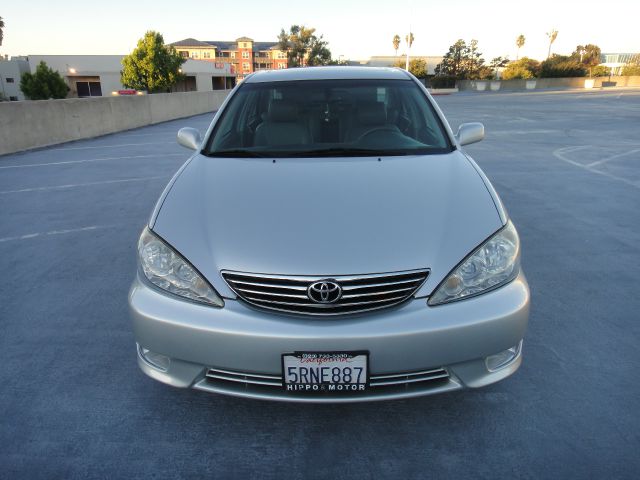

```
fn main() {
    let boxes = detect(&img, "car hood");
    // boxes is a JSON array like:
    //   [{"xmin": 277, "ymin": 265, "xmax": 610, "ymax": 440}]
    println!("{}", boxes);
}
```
[{"xmin": 152, "ymin": 151, "xmax": 503, "ymax": 298}]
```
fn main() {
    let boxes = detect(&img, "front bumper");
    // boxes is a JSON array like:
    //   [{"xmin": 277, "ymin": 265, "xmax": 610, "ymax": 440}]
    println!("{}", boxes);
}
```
[{"xmin": 129, "ymin": 272, "xmax": 530, "ymax": 402}]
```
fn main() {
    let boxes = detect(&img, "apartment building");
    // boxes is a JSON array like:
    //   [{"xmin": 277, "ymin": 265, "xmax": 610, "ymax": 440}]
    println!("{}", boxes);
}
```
[{"xmin": 170, "ymin": 37, "xmax": 288, "ymax": 81}]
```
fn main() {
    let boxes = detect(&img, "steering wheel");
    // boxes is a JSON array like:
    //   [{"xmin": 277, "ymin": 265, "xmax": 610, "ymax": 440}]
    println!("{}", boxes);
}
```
[{"xmin": 356, "ymin": 126, "xmax": 400, "ymax": 142}]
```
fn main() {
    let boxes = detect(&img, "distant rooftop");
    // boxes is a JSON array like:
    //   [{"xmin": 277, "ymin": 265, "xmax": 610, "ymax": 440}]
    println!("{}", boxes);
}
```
[
  {"xmin": 169, "ymin": 38, "xmax": 280, "ymax": 51},
  {"xmin": 169, "ymin": 38, "xmax": 213, "ymax": 48}
]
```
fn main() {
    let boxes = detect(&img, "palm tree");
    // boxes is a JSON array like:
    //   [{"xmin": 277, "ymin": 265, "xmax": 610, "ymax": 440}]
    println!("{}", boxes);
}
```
[
  {"xmin": 546, "ymin": 29, "xmax": 558, "ymax": 59},
  {"xmin": 393, "ymin": 35, "xmax": 400, "ymax": 56},
  {"xmin": 516, "ymin": 35, "xmax": 525, "ymax": 60},
  {"xmin": 405, "ymin": 32, "xmax": 415, "ymax": 49},
  {"xmin": 0, "ymin": 17, "xmax": 5, "ymax": 47}
]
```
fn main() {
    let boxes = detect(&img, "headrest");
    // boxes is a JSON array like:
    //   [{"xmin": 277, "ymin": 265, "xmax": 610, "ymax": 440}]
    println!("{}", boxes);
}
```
[
  {"xmin": 357, "ymin": 103, "xmax": 386, "ymax": 125},
  {"xmin": 268, "ymin": 101, "xmax": 298, "ymax": 122}
]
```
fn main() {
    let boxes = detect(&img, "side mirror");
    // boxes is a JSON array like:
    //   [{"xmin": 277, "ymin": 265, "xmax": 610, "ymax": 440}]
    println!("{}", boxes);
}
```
[
  {"xmin": 177, "ymin": 127, "xmax": 202, "ymax": 151},
  {"xmin": 456, "ymin": 122, "xmax": 484, "ymax": 146}
]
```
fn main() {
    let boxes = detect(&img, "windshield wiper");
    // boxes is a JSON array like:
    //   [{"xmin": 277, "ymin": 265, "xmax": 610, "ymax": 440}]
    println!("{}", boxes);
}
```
[
  {"xmin": 295, "ymin": 147, "xmax": 387, "ymax": 157},
  {"xmin": 205, "ymin": 149, "xmax": 270, "ymax": 158}
]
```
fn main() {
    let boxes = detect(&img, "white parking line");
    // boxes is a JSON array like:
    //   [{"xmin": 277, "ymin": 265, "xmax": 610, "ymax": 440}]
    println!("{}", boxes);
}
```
[
  {"xmin": 586, "ymin": 149, "xmax": 640, "ymax": 168},
  {"xmin": 0, "ymin": 225, "xmax": 114, "ymax": 243},
  {"xmin": 116, "ymin": 132, "xmax": 177, "ymax": 138},
  {"xmin": 552, "ymin": 146, "xmax": 590, "ymax": 167},
  {"xmin": 489, "ymin": 129, "xmax": 558, "ymax": 136},
  {"xmin": 0, "ymin": 153, "xmax": 184, "ymax": 170},
  {"xmin": 49, "ymin": 141, "xmax": 175, "ymax": 152},
  {"xmin": 553, "ymin": 146, "xmax": 640, "ymax": 189},
  {"xmin": 0, "ymin": 175, "xmax": 169, "ymax": 194}
]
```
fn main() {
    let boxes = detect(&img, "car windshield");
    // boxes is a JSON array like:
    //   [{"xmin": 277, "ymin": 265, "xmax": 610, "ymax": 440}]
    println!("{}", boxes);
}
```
[{"xmin": 204, "ymin": 78, "xmax": 453, "ymax": 158}]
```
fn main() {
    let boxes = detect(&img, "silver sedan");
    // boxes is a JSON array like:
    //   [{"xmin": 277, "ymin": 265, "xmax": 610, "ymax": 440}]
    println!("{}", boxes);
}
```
[{"xmin": 129, "ymin": 66, "xmax": 530, "ymax": 402}]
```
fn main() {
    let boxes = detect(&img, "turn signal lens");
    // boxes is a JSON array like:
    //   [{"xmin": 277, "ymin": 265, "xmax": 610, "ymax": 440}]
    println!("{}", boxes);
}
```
[{"xmin": 485, "ymin": 341, "xmax": 523, "ymax": 372}]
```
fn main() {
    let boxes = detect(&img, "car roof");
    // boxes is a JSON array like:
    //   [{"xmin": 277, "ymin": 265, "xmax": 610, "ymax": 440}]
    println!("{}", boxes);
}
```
[{"xmin": 244, "ymin": 66, "xmax": 412, "ymax": 83}]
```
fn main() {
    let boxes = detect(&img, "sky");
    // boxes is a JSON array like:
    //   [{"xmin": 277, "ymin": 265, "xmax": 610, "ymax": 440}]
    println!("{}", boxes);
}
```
[{"xmin": 1, "ymin": 0, "xmax": 638, "ymax": 62}]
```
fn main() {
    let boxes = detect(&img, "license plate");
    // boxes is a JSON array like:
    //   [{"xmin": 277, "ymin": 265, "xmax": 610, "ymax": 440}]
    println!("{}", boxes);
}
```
[{"xmin": 282, "ymin": 351, "xmax": 368, "ymax": 393}]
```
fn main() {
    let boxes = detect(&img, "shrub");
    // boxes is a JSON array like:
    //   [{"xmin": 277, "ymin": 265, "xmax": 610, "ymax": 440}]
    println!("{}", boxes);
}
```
[
  {"xmin": 540, "ymin": 55, "xmax": 586, "ymax": 78},
  {"xmin": 394, "ymin": 58, "xmax": 428, "ymax": 79},
  {"xmin": 590, "ymin": 65, "xmax": 610, "ymax": 77},
  {"xmin": 502, "ymin": 66, "xmax": 535, "ymax": 80},
  {"xmin": 430, "ymin": 75, "xmax": 457, "ymax": 89},
  {"xmin": 621, "ymin": 64, "xmax": 640, "ymax": 76},
  {"xmin": 20, "ymin": 61, "xmax": 70, "ymax": 100},
  {"xmin": 502, "ymin": 58, "xmax": 541, "ymax": 80}
]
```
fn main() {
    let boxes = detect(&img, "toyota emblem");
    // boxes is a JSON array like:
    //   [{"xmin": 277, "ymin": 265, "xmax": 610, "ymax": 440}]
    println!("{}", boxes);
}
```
[{"xmin": 307, "ymin": 280, "xmax": 342, "ymax": 304}]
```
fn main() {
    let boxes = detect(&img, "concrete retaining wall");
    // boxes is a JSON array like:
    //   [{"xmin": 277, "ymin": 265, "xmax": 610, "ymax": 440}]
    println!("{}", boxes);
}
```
[
  {"xmin": 0, "ymin": 90, "xmax": 230, "ymax": 156},
  {"xmin": 457, "ymin": 76, "xmax": 640, "ymax": 92}
]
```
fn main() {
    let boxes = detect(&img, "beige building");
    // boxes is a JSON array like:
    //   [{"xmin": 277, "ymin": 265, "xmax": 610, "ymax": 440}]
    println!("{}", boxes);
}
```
[
  {"xmin": 350, "ymin": 55, "xmax": 443, "ymax": 75},
  {"xmin": 26, "ymin": 55, "xmax": 235, "ymax": 98}
]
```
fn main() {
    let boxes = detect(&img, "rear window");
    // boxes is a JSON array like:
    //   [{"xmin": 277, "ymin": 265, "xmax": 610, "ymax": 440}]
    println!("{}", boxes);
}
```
[{"xmin": 204, "ymin": 78, "xmax": 453, "ymax": 158}]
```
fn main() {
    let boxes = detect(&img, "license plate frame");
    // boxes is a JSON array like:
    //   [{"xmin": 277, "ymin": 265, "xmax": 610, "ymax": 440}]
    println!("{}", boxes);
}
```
[{"xmin": 281, "ymin": 351, "xmax": 369, "ymax": 393}]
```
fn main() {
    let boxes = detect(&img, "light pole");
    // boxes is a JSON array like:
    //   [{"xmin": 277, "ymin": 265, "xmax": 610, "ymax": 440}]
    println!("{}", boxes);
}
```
[
  {"xmin": 405, "ymin": 0, "xmax": 414, "ymax": 71},
  {"xmin": 405, "ymin": 34, "xmax": 410, "ymax": 71}
]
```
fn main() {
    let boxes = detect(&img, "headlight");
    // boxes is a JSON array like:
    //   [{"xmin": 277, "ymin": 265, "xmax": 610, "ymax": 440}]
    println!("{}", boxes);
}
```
[
  {"xmin": 138, "ymin": 228, "xmax": 224, "ymax": 307},
  {"xmin": 428, "ymin": 222, "xmax": 520, "ymax": 306}
]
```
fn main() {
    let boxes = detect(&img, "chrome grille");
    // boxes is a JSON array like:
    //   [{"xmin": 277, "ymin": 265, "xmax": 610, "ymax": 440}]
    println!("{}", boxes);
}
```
[
  {"xmin": 369, "ymin": 368, "xmax": 449, "ymax": 387},
  {"xmin": 221, "ymin": 269, "xmax": 429, "ymax": 316},
  {"xmin": 205, "ymin": 368, "xmax": 282, "ymax": 387},
  {"xmin": 204, "ymin": 367, "xmax": 450, "ymax": 392}
]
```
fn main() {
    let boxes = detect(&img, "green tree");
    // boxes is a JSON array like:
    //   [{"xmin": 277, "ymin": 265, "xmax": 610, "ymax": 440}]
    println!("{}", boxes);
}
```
[
  {"xmin": 307, "ymin": 36, "xmax": 332, "ymax": 66},
  {"xmin": 277, "ymin": 25, "xmax": 332, "ymax": 67},
  {"xmin": 516, "ymin": 34, "xmax": 525, "ymax": 60},
  {"xmin": 435, "ymin": 39, "xmax": 490, "ymax": 79},
  {"xmin": 0, "ymin": 16, "xmax": 5, "ymax": 46},
  {"xmin": 540, "ymin": 54, "xmax": 586, "ymax": 78},
  {"xmin": 121, "ymin": 31, "xmax": 185, "ymax": 93},
  {"xmin": 434, "ymin": 39, "xmax": 466, "ymax": 78},
  {"xmin": 546, "ymin": 29, "xmax": 558, "ymax": 59},
  {"xmin": 392, "ymin": 34, "xmax": 401, "ymax": 56},
  {"xmin": 20, "ymin": 61, "xmax": 70, "ymax": 100},
  {"xmin": 572, "ymin": 44, "xmax": 601, "ymax": 77},
  {"xmin": 490, "ymin": 56, "xmax": 509, "ymax": 78}
]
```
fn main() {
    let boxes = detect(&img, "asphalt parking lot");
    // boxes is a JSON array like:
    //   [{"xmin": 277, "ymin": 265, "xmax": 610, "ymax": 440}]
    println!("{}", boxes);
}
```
[{"xmin": 1, "ymin": 89, "xmax": 639, "ymax": 479}]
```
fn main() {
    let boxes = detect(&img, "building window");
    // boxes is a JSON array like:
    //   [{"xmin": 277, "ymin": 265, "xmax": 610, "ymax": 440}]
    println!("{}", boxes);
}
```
[
  {"xmin": 191, "ymin": 51, "xmax": 199, "ymax": 58},
  {"xmin": 231, "ymin": 52, "xmax": 236, "ymax": 58},
  {"xmin": 242, "ymin": 51, "xmax": 250, "ymax": 59},
  {"xmin": 278, "ymin": 63, "xmax": 287, "ymax": 69},
  {"xmin": 203, "ymin": 52, "xmax": 211, "ymax": 59},
  {"xmin": 243, "ymin": 62, "xmax": 250, "ymax": 71},
  {"xmin": 6, "ymin": 77, "xmax": 14, "ymax": 83},
  {"xmin": 180, "ymin": 51, "xmax": 189, "ymax": 58},
  {"xmin": 277, "ymin": 52, "xmax": 287, "ymax": 59},
  {"xmin": 76, "ymin": 81, "xmax": 102, "ymax": 97}
]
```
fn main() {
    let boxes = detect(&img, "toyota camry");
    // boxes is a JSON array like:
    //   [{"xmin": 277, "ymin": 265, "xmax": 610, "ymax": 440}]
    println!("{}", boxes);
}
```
[{"xmin": 129, "ymin": 66, "xmax": 530, "ymax": 402}]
